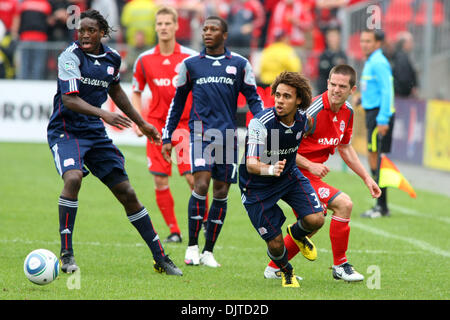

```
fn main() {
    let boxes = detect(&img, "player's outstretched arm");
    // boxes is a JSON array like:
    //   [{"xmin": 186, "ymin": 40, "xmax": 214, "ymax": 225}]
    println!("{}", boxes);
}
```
[
  {"xmin": 337, "ymin": 144, "xmax": 381, "ymax": 198},
  {"xmin": 131, "ymin": 91, "xmax": 144, "ymax": 137},
  {"xmin": 108, "ymin": 83, "xmax": 161, "ymax": 144},
  {"xmin": 62, "ymin": 93, "xmax": 132, "ymax": 130}
]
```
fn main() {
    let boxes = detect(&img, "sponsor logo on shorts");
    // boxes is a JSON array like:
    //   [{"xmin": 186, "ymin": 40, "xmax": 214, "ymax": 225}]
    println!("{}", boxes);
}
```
[
  {"xmin": 318, "ymin": 187, "xmax": 330, "ymax": 199},
  {"xmin": 63, "ymin": 158, "xmax": 75, "ymax": 167},
  {"xmin": 258, "ymin": 227, "xmax": 268, "ymax": 236},
  {"xmin": 194, "ymin": 158, "xmax": 206, "ymax": 167}
]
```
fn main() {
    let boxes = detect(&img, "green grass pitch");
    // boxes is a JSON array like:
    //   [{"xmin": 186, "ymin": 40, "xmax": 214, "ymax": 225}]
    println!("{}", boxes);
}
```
[{"xmin": 1, "ymin": 142, "xmax": 449, "ymax": 300}]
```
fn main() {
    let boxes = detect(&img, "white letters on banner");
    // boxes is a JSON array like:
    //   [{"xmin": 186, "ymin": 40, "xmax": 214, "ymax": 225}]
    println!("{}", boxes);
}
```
[{"xmin": 0, "ymin": 80, "xmax": 146, "ymax": 145}]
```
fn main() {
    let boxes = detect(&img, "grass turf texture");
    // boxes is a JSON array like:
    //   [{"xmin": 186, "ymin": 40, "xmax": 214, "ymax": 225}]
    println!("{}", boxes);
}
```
[{"xmin": 1, "ymin": 142, "xmax": 449, "ymax": 300}]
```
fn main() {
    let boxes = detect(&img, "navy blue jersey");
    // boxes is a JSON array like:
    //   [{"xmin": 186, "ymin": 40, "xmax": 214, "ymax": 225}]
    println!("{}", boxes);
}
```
[
  {"xmin": 47, "ymin": 41, "xmax": 121, "ymax": 146},
  {"xmin": 162, "ymin": 47, "xmax": 263, "ymax": 144},
  {"xmin": 239, "ymin": 107, "xmax": 308, "ymax": 201}
]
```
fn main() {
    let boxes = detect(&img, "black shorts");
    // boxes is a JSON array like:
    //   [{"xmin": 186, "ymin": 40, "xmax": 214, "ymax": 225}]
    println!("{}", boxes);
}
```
[{"xmin": 365, "ymin": 108, "xmax": 395, "ymax": 153}]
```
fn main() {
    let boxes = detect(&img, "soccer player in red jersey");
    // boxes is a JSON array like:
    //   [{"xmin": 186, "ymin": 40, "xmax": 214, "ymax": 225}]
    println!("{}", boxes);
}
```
[
  {"xmin": 264, "ymin": 65, "xmax": 381, "ymax": 281},
  {"xmin": 131, "ymin": 6, "xmax": 198, "ymax": 243}
]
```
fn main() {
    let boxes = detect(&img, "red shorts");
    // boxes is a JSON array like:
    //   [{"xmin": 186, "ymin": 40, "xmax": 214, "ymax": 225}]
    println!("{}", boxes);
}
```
[
  {"xmin": 300, "ymin": 168, "xmax": 341, "ymax": 215},
  {"xmin": 147, "ymin": 118, "xmax": 191, "ymax": 176}
]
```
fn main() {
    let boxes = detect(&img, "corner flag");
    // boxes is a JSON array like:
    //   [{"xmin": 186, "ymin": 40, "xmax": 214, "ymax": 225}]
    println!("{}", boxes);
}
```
[{"xmin": 378, "ymin": 155, "xmax": 417, "ymax": 198}]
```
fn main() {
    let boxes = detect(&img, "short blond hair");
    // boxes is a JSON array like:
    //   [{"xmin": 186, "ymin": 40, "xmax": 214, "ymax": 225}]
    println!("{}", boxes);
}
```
[{"xmin": 156, "ymin": 6, "xmax": 178, "ymax": 23}]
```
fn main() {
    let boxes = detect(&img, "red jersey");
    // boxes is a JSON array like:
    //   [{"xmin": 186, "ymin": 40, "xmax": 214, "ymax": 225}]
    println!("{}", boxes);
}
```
[
  {"xmin": 299, "ymin": 91, "xmax": 354, "ymax": 164},
  {"xmin": 132, "ymin": 43, "xmax": 197, "ymax": 122}
]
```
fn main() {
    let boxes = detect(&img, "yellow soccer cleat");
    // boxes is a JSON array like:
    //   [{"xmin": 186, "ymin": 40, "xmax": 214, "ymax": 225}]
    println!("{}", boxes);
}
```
[
  {"xmin": 281, "ymin": 269, "xmax": 300, "ymax": 288},
  {"xmin": 287, "ymin": 224, "xmax": 317, "ymax": 261}
]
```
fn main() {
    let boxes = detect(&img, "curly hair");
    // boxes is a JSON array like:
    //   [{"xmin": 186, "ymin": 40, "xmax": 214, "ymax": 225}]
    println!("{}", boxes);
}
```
[
  {"xmin": 271, "ymin": 71, "xmax": 312, "ymax": 111},
  {"xmin": 80, "ymin": 9, "xmax": 115, "ymax": 38},
  {"xmin": 205, "ymin": 16, "xmax": 228, "ymax": 33}
]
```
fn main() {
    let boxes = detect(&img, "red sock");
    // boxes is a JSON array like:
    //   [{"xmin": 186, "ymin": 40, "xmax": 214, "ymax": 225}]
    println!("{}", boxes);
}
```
[
  {"xmin": 203, "ymin": 193, "xmax": 209, "ymax": 222},
  {"xmin": 329, "ymin": 215, "xmax": 350, "ymax": 266},
  {"xmin": 155, "ymin": 187, "xmax": 180, "ymax": 234},
  {"xmin": 268, "ymin": 233, "xmax": 300, "ymax": 268}
]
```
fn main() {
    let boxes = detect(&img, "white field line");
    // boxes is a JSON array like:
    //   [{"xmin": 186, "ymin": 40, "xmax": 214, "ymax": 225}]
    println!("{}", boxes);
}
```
[
  {"xmin": 389, "ymin": 203, "xmax": 450, "ymax": 224},
  {"xmin": 350, "ymin": 221, "xmax": 450, "ymax": 258},
  {"xmin": 1, "ymin": 238, "xmax": 419, "ymax": 256}
]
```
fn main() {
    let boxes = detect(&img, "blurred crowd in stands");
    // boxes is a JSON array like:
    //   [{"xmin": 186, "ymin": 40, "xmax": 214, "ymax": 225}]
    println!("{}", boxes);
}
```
[{"xmin": 0, "ymin": 0, "xmax": 446, "ymax": 98}]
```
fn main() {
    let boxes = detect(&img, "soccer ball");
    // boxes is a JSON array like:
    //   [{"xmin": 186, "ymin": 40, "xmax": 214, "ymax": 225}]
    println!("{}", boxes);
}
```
[{"xmin": 24, "ymin": 249, "xmax": 60, "ymax": 285}]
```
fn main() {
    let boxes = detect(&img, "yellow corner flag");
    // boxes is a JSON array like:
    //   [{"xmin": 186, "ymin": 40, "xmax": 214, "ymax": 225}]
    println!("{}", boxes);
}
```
[{"xmin": 378, "ymin": 155, "xmax": 417, "ymax": 198}]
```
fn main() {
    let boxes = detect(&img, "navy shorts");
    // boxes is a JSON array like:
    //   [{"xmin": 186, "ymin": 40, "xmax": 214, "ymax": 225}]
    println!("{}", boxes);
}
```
[
  {"xmin": 190, "ymin": 133, "xmax": 238, "ymax": 183},
  {"xmin": 49, "ymin": 136, "xmax": 128, "ymax": 186},
  {"xmin": 241, "ymin": 172, "xmax": 323, "ymax": 241}
]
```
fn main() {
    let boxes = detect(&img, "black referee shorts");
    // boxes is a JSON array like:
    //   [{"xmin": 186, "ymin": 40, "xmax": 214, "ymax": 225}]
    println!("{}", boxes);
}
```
[{"xmin": 364, "ymin": 108, "xmax": 395, "ymax": 153}]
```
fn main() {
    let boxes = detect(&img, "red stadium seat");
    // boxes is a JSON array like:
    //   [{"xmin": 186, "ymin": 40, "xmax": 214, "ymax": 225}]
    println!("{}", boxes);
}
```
[
  {"xmin": 347, "ymin": 32, "xmax": 363, "ymax": 60},
  {"xmin": 414, "ymin": 0, "xmax": 444, "ymax": 26},
  {"xmin": 384, "ymin": 0, "xmax": 413, "ymax": 42}
]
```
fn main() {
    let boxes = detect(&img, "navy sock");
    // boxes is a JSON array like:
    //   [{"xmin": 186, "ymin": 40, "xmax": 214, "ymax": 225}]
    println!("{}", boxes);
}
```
[
  {"xmin": 290, "ymin": 220, "xmax": 312, "ymax": 240},
  {"xmin": 58, "ymin": 196, "xmax": 78, "ymax": 255},
  {"xmin": 267, "ymin": 247, "xmax": 292, "ymax": 274},
  {"xmin": 128, "ymin": 207, "xmax": 165, "ymax": 262},
  {"xmin": 188, "ymin": 191, "xmax": 206, "ymax": 246},
  {"xmin": 203, "ymin": 197, "xmax": 228, "ymax": 253}
]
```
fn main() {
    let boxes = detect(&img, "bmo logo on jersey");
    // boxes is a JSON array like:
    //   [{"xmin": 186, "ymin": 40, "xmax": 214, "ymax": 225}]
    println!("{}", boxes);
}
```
[
  {"xmin": 318, "ymin": 137, "xmax": 340, "ymax": 146},
  {"xmin": 153, "ymin": 75, "xmax": 178, "ymax": 88}
]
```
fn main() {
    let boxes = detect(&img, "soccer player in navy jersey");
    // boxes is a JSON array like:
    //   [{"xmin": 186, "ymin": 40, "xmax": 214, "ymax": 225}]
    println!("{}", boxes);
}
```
[
  {"xmin": 264, "ymin": 65, "xmax": 381, "ymax": 282},
  {"xmin": 47, "ymin": 10, "xmax": 182, "ymax": 276},
  {"xmin": 239, "ymin": 71, "xmax": 325, "ymax": 287},
  {"xmin": 161, "ymin": 16, "xmax": 264, "ymax": 268}
]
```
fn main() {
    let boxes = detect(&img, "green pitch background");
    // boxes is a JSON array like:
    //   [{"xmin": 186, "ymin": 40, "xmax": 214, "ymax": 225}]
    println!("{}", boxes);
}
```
[{"xmin": 1, "ymin": 142, "xmax": 449, "ymax": 300}]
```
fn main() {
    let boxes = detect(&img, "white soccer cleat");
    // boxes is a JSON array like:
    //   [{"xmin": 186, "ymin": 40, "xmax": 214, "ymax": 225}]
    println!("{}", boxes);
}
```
[
  {"xmin": 184, "ymin": 245, "xmax": 200, "ymax": 266},
  {"xmin": 263, "ymin": 266, "xmax": 303, "ymax": 281},
  {"xmin": 332, "ymin": 262, "xmax": 364, "ymax": 282},
  {"xmin": 199, "ymin": 251, "xmax": 221, "ymax": 268}
]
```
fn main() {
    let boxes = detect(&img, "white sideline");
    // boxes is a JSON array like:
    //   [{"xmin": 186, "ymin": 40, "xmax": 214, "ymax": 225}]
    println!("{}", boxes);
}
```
[
  {"xmin": 350, "ymin": 221, "xmax": 450, "ymax": 258},
  {"xmin": 389, "ymin": 203, "xmax": 450, "ymax": 224}
]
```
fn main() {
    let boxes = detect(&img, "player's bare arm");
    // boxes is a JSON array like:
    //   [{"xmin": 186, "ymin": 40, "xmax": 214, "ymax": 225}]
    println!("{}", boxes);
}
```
[
  {"xmin": 337, "ymin": 143, "xmax": 381, "ymax": 198},
  {"xmin": 109, "ymin": 83, "xmax": 161, "ymax": 144},
  {"xmin": 131, "ymin": 91, "xmax": 144, "ymax": 137},
  {"xmin": 296, "ymin": 154, "xmax": 330, "ymax": 178},
  {"xmin": 246, "ymin": 157, "xmax": 286, "ymax": 177},
  {"xmin": 61, "ymin": 93, "xmax": 132, "ymax": 130}
]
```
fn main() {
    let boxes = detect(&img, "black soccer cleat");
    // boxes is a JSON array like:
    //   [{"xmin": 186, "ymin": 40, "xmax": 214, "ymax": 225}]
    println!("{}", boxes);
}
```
[
  {"xmin": 153, "ymin": 255, "xmax": 183, "ymax": 276},
  {"xmin": 60, "ymin": 250, "xmax": 78, "ymax": 274},
  {"xmin": 163, "ymin": 232, "xmax": 182, "ymax": 243}
]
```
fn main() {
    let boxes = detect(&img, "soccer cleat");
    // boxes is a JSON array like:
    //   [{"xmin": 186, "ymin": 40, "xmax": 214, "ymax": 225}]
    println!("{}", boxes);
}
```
[
  {"xmin": 199, "ymin": 251, "xmax": 221, "ymax": 268},
  {"xmin": 184, "ymin": 245, "xmax": 200, "ymax": 266},
  {"xmin": 163, "ymin": 232, "xmax": 182, "ymax": 243},
  {"xmin": 153, "ymin": 255, "xmax": 183, "ymax": 276},
  {"xmin": 332, "ymin": 262, "xmax": 364, "ymax": 282},
  {"xmin": 360, "ymin": 205, "xmax": 390, "ymax": 218},
  {"xmin": 60, "ymin": 250, "xmax": 78, "ymax": 274},
  {"xmin": 281, "ymin": 268, "xmax": 300, "ymax": 288},
  {"xmin": 286, "ymin": 224, "xmax": 317, "ymax": 261},
  {"xmin": 264, "ymin": 266, "xmax": 303, "ymax": 281}
]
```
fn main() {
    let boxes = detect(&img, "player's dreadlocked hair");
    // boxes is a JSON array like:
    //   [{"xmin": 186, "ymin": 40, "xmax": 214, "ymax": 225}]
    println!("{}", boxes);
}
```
[
  {"xmin": 80, "ymin": 9, "xmax": 115, "ymax": 38},
  {"xmin": 271, "ymin": 71, "xmax": 312, "ymax": 111}
]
